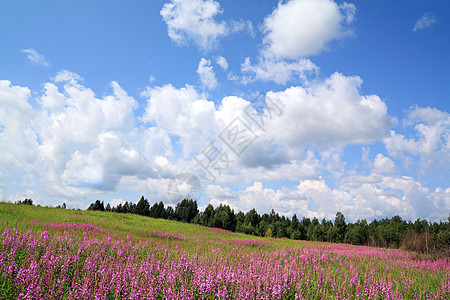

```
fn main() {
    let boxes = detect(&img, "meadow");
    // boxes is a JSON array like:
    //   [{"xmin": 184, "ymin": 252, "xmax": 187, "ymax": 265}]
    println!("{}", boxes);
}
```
[{"xmin": 0, "ymin": 203, "xmax": 448, "ymax": 299}]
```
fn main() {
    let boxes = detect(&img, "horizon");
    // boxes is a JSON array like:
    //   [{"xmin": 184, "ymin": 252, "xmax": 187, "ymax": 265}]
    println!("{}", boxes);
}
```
[{"xmin": 9, "ymin": 197, "xmax": 450, "ymax": 224}]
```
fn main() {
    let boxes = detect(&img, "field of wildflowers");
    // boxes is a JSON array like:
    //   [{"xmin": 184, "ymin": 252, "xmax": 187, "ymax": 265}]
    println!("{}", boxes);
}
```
[{"xmin": 0, "ymin": 203, "xmax": 449, "ymax": 299}]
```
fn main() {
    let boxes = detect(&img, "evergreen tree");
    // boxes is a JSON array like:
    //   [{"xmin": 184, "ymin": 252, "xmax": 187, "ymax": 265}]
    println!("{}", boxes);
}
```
[
  {"xmin": 244, "ymin": 209, "xmax": 260, "ymax": 228},
  {"xmin": 334, "ymin": 212, "xmax": 346, "ymax": 243},
  {"xmin": 17, "ymin": 198, "xmax": 34, "ymax": 205},
  {"xmin": 212, "ymin": 204, "xmax": 236, "ymax": 231},
  {"xmin": 175, "ymin": 199, "xmax": 198, "ymax": 223},
  {"xmin": 291, "ymin": 214, "xmax": 300, "ymax": 231},
  {"xmin": 201, "ymin": 204, "xmax": 215, "ymax": 226},
  {"xmin": 134, "ymin": 196, "xmax": 150, "ymax": 216},
  {"xmin": 157, "ymin": 201, "xmax": 166, "ymax": 218},
  {"xmin": 165, "ymin": 206, "xmax": 175, "ymax": 220},
  {"xmin": 88, "ymin": 200, "xmax": 104, "ymax": 211}
]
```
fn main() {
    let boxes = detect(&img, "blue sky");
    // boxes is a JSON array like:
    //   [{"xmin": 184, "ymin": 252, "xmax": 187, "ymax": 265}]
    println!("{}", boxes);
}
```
[{"xmin": 0, "ymin": 0, "xmax": 449, "ymax": 221}]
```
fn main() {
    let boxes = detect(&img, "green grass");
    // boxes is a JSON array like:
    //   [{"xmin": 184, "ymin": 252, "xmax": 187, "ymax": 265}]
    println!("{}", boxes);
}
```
[
  {"xmin": 1, "ymin": 203, "xmax": 448, "ymax": 299},
  {"xmin": 0, "ymin": 202, "xmax": 316, "ymax": 252}
]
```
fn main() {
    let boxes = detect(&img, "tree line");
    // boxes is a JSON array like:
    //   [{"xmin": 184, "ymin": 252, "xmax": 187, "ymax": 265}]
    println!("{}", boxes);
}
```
[{"xmin": 88, "ymin": 197, "xmax": 448, "ymax": 257}]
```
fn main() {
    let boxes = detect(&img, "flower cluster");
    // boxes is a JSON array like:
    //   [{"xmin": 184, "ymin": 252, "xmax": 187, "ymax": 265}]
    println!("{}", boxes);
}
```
[
  {"xmin": 29, "ymin": 220, "xmax": 106, "ymax": 233},
  {"xmin": 142, "ymin": 231, "xmax": 186, "ymax": 240},
  {"xmin": 1, "ymin": 226, "xmax": 449, "ymax": 299}
]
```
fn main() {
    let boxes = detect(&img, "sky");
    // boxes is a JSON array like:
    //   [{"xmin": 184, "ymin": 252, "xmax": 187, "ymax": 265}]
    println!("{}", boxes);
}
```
[{"xmin": 0, "ymin": 0, "xmax": 449, "ymax": 222}]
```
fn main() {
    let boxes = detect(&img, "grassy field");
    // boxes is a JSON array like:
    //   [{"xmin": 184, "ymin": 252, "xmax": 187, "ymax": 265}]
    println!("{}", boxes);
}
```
[{"xmin": 0, "ymin": 203, "xmax": 448, "ymax": 299}]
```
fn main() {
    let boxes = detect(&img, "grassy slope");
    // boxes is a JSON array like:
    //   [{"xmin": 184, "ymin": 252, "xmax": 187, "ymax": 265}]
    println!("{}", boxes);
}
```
[
  {"xmin": 1, "ymin": 203, "xmax": 448, "ymax": 299},
  {"xmin": 0, "ymin": 202, "xmax": 318, "ymax": 251}
]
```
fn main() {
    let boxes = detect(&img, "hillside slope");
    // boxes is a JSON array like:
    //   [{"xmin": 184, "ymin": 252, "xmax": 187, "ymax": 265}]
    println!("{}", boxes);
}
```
[
  {"xmin": 1, "ymin": 203, "xmax": 449, "ymax": 299},
  {"xmin": 0, "ymin": 202, "xmax": 313, "ymax": 251}
]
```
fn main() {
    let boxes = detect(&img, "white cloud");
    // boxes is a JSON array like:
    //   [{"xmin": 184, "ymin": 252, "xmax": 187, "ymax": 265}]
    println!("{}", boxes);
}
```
[
  {"xmin": 216, "ymin": 56, "xmax": 228, "ymax": 70},
  {"xmin": 6, "ymin": 190, "xmax": 41, "ymax": 205},
  {"xmin": 110, "ymin": 198, "xmax": 126, "ymax": 207},
  {"xmin": 212, "ymin": 147, "xmax": 319, "ymax": 186},
  {"xmin": 1, "ymin": 70, "xmax": 447, "ymax": 221},
  {"xmin": 143, "ymin": 72, "xmax": 392, "ymax": 185},
  {"xmin": 53, "ymin": 69, "xmax": 83, "ymax": 84},
  {"xmin": 339, "ymin": 2, "xmax": 356, "ymax": 24},
  {"xmin": 405, "ymin": 106, "xmax": 447, "ymax": 125},
  {"xmin": 413, "ymin": 13, "xmax": 437, "ymax": 33},
  {"xmin": 262, "ymin": 0, "xmax": 356, "ymax": 59},
  {"xmin": 206, "ymin": 172, "xmax": 446, "ymax": 222},
  {"xmin": 240, "ymin": 57, "xmax": 318, "ymax": 85},
  {"xmin": 431, "ymin": 187, "xmax": 450, "ymax": 215},
  {"xmin": 319, "ymin": 149, "xmax": 346, "ymax": 179},
  {"xmin": 229, "ymin": 19, "xmax": 254, "ymax": 36},
  {"xmin": 266, "ymin": 72, "xmax": 392, "ymax": 148},
  {"xmin": 208, "ymin": 181, "xmax": 304, "ymax": 216},
  {"xmin": 160, "ymin": 0, "xmax": 251, "ymax": 51},
  {"xmin": 20, "ymin": 48, "xmax": 49, "ymax": 66},
  {"xmin": 0, "ymin": 80, "xmax": 38, "ymax": 174},
  {"xmin": 61, "ymin": 131, "xmax": 155, "ymax": 191},
  {"xmin": 373, "ymin": 153, "xmax": 397, "ymax": 174},
  {"xmin": 196, "ymin": 58, "xmax": 218, "ymax": 89},
  {"xmin": 161, "ymin": 0, "xmax": 227, "ymax": 50},
  {"xmin": 142, "ymin": 84, "xmax": 220, "ymax": 157},
  {"xmin": 384, "ymin": 106, "xmax": 449, "ymax": 171},
  {"xmin": 16, "ymin": 70, "xmax": 175, "ymax": 205},
  {"xmin": 235, "ymin": 0, "xmax": 353, "ymax": 85}
]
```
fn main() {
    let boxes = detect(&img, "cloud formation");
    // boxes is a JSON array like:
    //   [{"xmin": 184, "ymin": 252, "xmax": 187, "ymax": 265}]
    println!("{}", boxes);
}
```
[
  {"xmin": 234, "ymin": 0, "xmax": 353, "ymax": 85},
  {"xmin": 384, "ymin": 106, "xmax": 450, "ymax": 171},
  {"xmin": 0, "ymin": 71, "xmax": 173, "ymax": 207},
  {"xmin": 1, "ymin": 70, "xmax": 448, "ymax": 221},
  {"xmin": 216, "ymin": 56, "xmax": 228, "ymax": 71},
  {"xmin": 197, "ymin": 58, "xmax": 218, "ymax": 89},
  {"xmin": 0, "ymin": 80, "xmax": 37, "ymax": 173},
  {"xmin": 160, "ymin": 0, "xmax": 251, "ymax": 51},
  {"xmin": 262, "ymin": 0, "xmax": 356, "ymax": 59},
  {"xmin": 208, "ymin": 171, "xmax": 448, "ymax": 222},
  {"xmin": 20, "ymin": 48, "xmax": 49, "ymax": 66},
  {"xmin": 413, "ymin": 13, "xmax": 437, "ymax": 33},
  {"xmin": 240, "ymin": 57, "xmax": 318, "ymax": 85},
  {"xmin": 266, "ymin": 72, "xmax": 392, "ymax": 148},
  {"xmin": 142, "ymin": 83, "xmax": 220, "ymax": 157}
]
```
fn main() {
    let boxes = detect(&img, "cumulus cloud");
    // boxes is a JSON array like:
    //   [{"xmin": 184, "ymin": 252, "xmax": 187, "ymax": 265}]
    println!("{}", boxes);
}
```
[
  {"xmin": 373, "ymin": 153, "xmax": 397, "ymax": 174},
  {"xmin": 262, "ymin": 0, "xmax": 356, "ymax": 59},
  {"xmin": 234, "ymin": 0, "xmax": 353, "ymax": 85},
  {"xmin": 143, "ymin": 72, "xmax": 392, "ymax": 184},
  {"xmin": 53, "ymin": 69, "xmax": 83, "ymax": 84},
  {"xmin": 142, "ymin": 83, "xmax": 220, "ymax": 157},
  {"xmin": 160, "ymin": 0, "xmax": 252, "ymax": 51},
  {"xmin": 0, "ymin": 70, "xmax": 188, "ymax": 207},
  {"xmin": 266, "ymin": 72, "xmax": 392, "ymax": 148},
  {"xmin": 216, "ymin": 56, "xmax": 228, "ymax": 70},
  {"xmin": 208, "ymin": 181, "xmax": 303, "ymax": 216},
  {"xmin": 109, "ymin": 198, "xmax": 126, "ymax": 207},
  {"xmin": 34, "ymin": 73, "xmax": 159, "ymax": 194},
  {"xmin": 6, "ymin": 190, "xmax": 41, "ymax": 204},
  {"xmin": 0, "ymin": 80, "xmax": 37, "ymax": 174},
  {"xmin": 240, "ymin": 57, "xmax": 318, "ymax": 85},
  {"xmin": 1, "ymin": 70, "xmax": 447, "ymax": 220},
  {"xmin": 384, "ymin": 106, "xmax": 449, "ymax": 171},
  {"xmin": 20, "ymin": 48, "xmax": 49, "ymax": 66},
  {"xmin": 431, "ymin": 187, "xmax": 450, "ymax": 214},
  {"xmin": 207, "ymin": 172, "xmax": 446, "ymax": 222},
  {"xmin": 413, "ymin": 13, "xmax": 437, "ymax": 33},
  {"xmin": 196, "ymin": 58, "xmax": 218, "ymax": 89}
]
